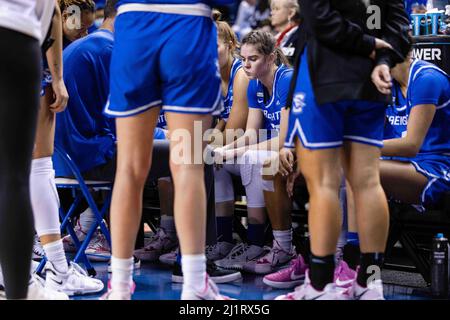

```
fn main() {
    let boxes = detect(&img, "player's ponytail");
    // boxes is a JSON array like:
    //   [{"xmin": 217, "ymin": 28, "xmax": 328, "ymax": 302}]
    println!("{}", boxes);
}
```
[
  {"xmin": 274, "ymin": 47, "xmax": 290, "ymax": 67},
  {"xmin": 214, "ymin": 10, "xmax": 239, "ymax": 54}
]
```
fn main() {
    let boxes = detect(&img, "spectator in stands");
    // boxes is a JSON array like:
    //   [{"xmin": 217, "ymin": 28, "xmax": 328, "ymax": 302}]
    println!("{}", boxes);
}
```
[
  {"xmin": 232, "ymin": 0, "xmax": 257, "ymax": 40},
  {"xmin": 88, "ymin": 0, "xmax": 107, "ymax": 33},
  {"xmin": 405, "ymin": 0, "xmax": 427, "ymax": 18},
  {"xmin": 271, "ymin": 0, "xmax": 302, "ymax": 65},
  {"xmin": 249, "ymin": 0, "xmax": 271, "ymax": 32}
]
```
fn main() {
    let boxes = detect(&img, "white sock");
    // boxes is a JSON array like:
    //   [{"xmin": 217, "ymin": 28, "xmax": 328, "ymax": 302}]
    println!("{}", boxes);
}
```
[
  {"xmin": 30, "ymin": 157, "xmax": 61, "ymax": 236},
  {"xmin": 110, "ymin": 256, "xmax": 134, "ymax": 293},
  {"xmin": 273, "ymin": 229, "xmax": 293, "ymax": 252},
  {"xmin": 43, "ymin": 240, "xmax": 69, "ymax": 273},
  {"xmin": 160, "ymin": 216, "xmax": 176, "ymax": 239},
  {"xmin": 181, "ymin": 254, "xmax": 207, "ymax": 293},
  {"xmin": 79, "ymin": 207, "xmax": 96, "ymax": 231}
]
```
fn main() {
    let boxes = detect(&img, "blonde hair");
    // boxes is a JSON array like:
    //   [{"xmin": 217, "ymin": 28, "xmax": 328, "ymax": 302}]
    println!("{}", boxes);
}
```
[
  {"xmin": 284, "ymin": 0, "xmax": 300, "ymax": 13},
  {"xmin": 58, "ymin": 0, "xmax": 95, "ymax": 13},
  {"xmin": 272, "ymin": 0, "xmax": 301, "ymax": 23},
  {"xmin": 213, "ymin": 10, "xmax": 239, "ymax": 53}
]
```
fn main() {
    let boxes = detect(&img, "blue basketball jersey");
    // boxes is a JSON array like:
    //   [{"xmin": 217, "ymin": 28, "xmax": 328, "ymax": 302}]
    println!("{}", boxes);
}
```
[
  {"xmin": 247, "ymin": 64, "xmax": 293, "ymax": 137},
  {"xmin": 220, "ymin": 58, "xmax": 242, "ymax": 122},
  {"xmin": 384, "ymin": 81, "xmax": 409, "ymax": 140},
  {"xmin": 386, "ymin": 59, "xmax": 450, "ymax": 156}
]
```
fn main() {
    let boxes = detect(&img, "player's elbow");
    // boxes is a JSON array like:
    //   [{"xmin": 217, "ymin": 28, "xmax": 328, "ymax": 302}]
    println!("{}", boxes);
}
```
[{"xmin": 403, "ymin": 142, "xmax": 421, "ymax": 158}]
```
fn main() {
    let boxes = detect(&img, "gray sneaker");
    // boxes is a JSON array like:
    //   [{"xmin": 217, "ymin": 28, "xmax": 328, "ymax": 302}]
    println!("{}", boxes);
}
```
[
  {"xmin": 205, "ymin": 241, "xmax": 235, "ymax": 261},
  {"xmin": 214, "ymin": 243, "xmax": 266, "ymax": 270}
]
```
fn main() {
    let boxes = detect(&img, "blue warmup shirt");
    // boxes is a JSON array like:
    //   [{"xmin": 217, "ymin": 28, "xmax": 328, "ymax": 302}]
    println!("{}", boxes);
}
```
[
  {"xmin": 220, "ymin": 58, "xmax": 242, "ymax": 122},
  {"xmin": 385, "ymin": 59, "xmax": 450, "ymax": 155},
  {"xmin": 54, "ymin": 29, "xmax": 116, "ymax": 176},
  {"xmin": 247, "ymin": 64, "xmax": 293, "ymax": 138},
  {"xmin": 55, "ymin": 29, "xmax": 166, "ymax": 176}
]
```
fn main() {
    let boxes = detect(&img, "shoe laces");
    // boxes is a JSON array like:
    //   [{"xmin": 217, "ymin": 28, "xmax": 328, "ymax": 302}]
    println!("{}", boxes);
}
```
[
  {"xmin": 227, "ymin": 243, "xmax": 250, "ymax": 259},
  {"xmin": 66, "ymin": 262, "xmax": 99, "ymax": 288},
  {"xmin": 205, "ymin": 244, "xmax": 216, "ymax": 256},
  {"xmin": 69, "ymin": 261, "xmax": 89, "ymax": 277},
  {"xmin": 88, "ymin": 232, "xmax": 110, "ymax": 250},
  {"xmin": 205, "ymin": 241, "xmax": 227, "ymax": 256},
  {"xmin": 143, "ymin": 228, "xmax": 171, "ymax": 249},
  {"xmin": 257, "ymin": 240, "xmax": 289, "ymax": 263}
]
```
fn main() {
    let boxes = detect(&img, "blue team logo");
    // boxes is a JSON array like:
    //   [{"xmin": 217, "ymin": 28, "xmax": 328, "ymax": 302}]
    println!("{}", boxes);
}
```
[{"xmin": 292, "ymin": 93, "xmax": 306, "ymax": 113}]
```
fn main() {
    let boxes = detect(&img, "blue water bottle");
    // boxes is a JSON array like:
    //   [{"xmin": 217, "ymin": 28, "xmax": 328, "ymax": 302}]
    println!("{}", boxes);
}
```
[{"xmin": 431, "ymin": 233, "xmax": 449, "ymax": 298}]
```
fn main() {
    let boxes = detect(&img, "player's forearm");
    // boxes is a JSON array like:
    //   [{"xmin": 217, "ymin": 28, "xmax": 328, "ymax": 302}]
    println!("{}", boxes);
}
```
[
  {"xmin": 382, "ymin": 137, "xmax": 421, "ymax": 158},
  {"xmin": 247, "ymin": 136, "xmax": 280, "ymax": 152},
  {"xmin": 224, "ymin": 136, "xmax": 279, "ymax": 160},
  {"xmin": 46, "ymin": 4, "xmax": 63, "ymax": 80},
  {"xmin": 222, "ymin": 130, "xmax": 256, "ymax": 151}
]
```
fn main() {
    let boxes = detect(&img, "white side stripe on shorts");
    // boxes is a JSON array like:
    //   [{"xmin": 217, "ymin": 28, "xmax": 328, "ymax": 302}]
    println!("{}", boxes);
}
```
[
  {"xmin": 290, "ymin": 118, "xmax": 342, "ymax": 148},
  {"xmin": 104, "ymin": 99, "xmax": 162, "ymax": 117},
  {"xmin": 343, "ymin": 135, "xmax": 383, "ymax": 147}
]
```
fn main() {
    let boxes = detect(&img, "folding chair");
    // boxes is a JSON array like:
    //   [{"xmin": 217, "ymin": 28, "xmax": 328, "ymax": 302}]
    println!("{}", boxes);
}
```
[{"xmin": 37, "ymin": 144, "xmax": 112, "ymax": 277}]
